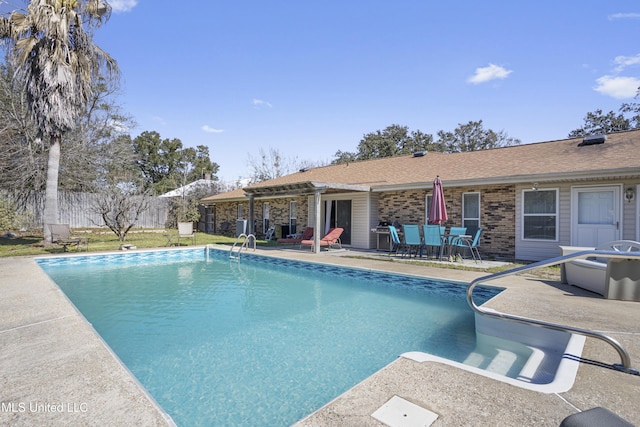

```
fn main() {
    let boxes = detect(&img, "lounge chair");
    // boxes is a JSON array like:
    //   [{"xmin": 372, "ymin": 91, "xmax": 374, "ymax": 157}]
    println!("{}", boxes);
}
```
[
  {"xmin": 401, "ymin": 224, "xmax": 422, "ymax": 258},
  {"xmin": 47, "ymin": 223, "xmax": 87, "ymax": 252},
  {"xmin": 301, "ymin": 227, "xmax": 344, "ymax": 250},
  {"xmin": 277, "ymin": 227, "xmax": 313, "ymax": 245},
  {"xmin": 177, "ymin": 222, "xmax": 196, "ymax": 246}
]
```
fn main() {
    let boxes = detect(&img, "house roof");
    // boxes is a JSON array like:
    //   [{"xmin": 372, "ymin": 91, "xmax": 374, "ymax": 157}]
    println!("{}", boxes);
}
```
[
  {"xmin": 159, "ymin": 179, "xmax": 217, "ymax": 198},
  {"xmin": 202, "ymin": 130, "xmax": 640, "ymax": 203}
]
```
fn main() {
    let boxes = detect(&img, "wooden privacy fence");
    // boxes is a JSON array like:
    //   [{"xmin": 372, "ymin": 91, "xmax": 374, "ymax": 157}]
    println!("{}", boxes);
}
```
[{"xmin": 2, "ymin": 191, "xmax": 169, "ymax": 230}]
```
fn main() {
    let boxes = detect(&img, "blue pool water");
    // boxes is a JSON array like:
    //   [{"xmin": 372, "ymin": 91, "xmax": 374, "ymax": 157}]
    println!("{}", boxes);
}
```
[{"xmin": 37, "ymin": 248, "xmax": 502, "ymax": 427}]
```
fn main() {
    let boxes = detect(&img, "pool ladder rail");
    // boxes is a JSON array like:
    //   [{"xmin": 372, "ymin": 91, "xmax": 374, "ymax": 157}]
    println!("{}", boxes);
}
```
[
  {"xmin": 467, "ymin": 249, "xmax": 640, "ymax": 376},
  {"xmin": 230, "ymin": 233, "xmax": 256, "ymax": 260}
]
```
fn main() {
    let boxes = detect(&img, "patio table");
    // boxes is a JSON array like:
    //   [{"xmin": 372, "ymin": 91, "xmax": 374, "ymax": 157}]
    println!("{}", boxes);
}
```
[{"xmin": 439, "ymin": 233, "xmax": 471, "ymax": 261}]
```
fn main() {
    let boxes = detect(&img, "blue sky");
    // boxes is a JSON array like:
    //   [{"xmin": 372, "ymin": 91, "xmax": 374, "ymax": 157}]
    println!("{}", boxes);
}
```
[{"xmin": 5, "ymin": 1, "xmax": 640, "ymax": 182}]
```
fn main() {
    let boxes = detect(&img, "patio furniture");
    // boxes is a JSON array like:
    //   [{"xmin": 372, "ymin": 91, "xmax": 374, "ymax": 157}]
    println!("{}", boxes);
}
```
[
  {"xmin": 219, "ymin": 221, "xmax": 231, "ymax": 236},
  {"xmin": 440, "ymin": 226, "xmax": 467, "ymax": 261},
  {"xmin": 277, "ymin": 227, "xmax": 313, "ymax": 246},
  {"xmin": 452, "ymin": 227, "xmax": 483, "ymax": 262},
  {"xmin": 561, "ymin": 240, "xmax": 640, "ymax": 300},
  {"xmin": 47, "ymin": 224, "xmax": 88, "ymax": 252},
  {"xmin": 422, "ymin": 224, "xmax": 443, "ymax": 258},
  {"xmin": 177, "ymin": 222, "xmax": 196, "ymax": 246},
  {"xmin": 560, "ymin": 407, "xmax": 634, "ymax": 427},
  {"xmin": 301, "ymin": 227, "xmax": 344, "ymax": 250},
  {"xmin": 387, "ymin": 225, "xmax": 403, "ymax": 256},
  {"xmin": 401, "ymin": 224, "xmax": 422, "ymax": 258}
]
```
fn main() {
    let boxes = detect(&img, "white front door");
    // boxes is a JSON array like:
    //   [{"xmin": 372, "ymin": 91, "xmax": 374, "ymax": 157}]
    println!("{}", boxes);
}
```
[{"xmin": 571, "ymin": 186, "xmax": 621, "ymax": 247}]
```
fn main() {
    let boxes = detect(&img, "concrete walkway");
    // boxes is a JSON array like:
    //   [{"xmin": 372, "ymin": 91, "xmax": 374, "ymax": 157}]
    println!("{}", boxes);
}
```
[
  {"xmin": 0, "ymin": 256, "xmax": 174, "ymax": 427},
  {"xmin": 1, "ymin": 248, "xmax": 639, "ymax": 426}
]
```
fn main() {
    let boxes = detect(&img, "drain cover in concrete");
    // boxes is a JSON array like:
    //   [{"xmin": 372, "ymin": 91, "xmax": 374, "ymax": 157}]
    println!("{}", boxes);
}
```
[{"xmin": 371, "ymin": 395, "xmax": 438, "ymax": 427}]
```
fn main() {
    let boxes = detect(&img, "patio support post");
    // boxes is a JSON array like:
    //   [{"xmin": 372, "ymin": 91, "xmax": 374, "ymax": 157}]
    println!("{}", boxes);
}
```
[
  {"xmin": 248, "ymin": 194, "xmax": 254, "ymax": 235},
  {"xmin": 313, "ymin": 189, "xmax": 322, "ymax": 254}
]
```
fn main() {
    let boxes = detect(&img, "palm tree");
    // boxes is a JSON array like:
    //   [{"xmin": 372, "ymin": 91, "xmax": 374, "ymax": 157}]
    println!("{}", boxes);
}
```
[{"xmin": 0, "ymin": 0, "xmax": 118, "ymax": 243}]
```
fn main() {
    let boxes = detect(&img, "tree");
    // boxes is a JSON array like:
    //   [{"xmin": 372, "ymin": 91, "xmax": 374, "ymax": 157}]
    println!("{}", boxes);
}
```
[
  {"xmin": 0, "ymin": 61, "xmax": 45, "ymax": 195},
  {"xmin": 132, "ymin": 131, "xmax": 219, "ymax": 194},
  {"xmin": 248, "ymin": 147, "xmax": 292, "ymax": 183},
  {"xmin": 165, "ymin": 183, "xmax": 218, "ymax": 229},
  {"xmin": 247, "ymin": 147, "xmax": 320, "ymax": 183},
  {"xmin": 89, "ymin": 131, "xmax": 150, "ymax": 241},
  {"xmin": 0, "ymin": 0, "xmax": 118, "ymax": 243},
  {"xmin": 436, "ymin": 120, "xmax": 520, "ymax": 153},
  {"xmin": 567, "ymin": 108, "xmax": 637, "ymax": 138},
  {"xmin": 333, "ymin": 124, "xmax": 435, "ymax": 164},
  {"xmin": 91, "ymin": 178, "xmax": 151, "ymax": 242},
  {"xmin": 333, "ymin": 122, "xmax": 519, "ymax": 163}
]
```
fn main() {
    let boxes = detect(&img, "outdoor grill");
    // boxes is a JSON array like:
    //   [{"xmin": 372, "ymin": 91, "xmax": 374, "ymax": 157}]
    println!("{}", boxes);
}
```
[{"xmin": 372, "ymin": 221, "xmax": 392, "ymax": 251}]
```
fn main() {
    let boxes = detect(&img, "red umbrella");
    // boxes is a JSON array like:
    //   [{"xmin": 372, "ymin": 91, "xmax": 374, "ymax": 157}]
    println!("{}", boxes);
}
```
[{"xmin": 428, "ymin": 175, "xmax": 448, "ymax": 225}]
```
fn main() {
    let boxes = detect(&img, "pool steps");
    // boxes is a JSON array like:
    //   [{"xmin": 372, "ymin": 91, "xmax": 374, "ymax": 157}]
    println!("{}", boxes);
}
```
[
  {"xmin": 466, "ymin": 249, "xmax": 640, "ymax": 375},
  {"xmin": 403, "ymin": 312, "xmax": 587, "ymax": 393}
]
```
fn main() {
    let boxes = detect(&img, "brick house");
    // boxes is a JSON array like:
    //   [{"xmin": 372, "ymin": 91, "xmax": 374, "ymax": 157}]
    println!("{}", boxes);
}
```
[{"xmin": 201, "ymin": 130, "xmax": 640, "ymax": 261}]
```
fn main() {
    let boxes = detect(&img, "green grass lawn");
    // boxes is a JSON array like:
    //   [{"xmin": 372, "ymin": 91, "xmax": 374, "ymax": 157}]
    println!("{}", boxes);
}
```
[
  {"xmin": 0, "ymin": 228, "xmax": 275, "ymax": 257},
  {"xmin": 0, "ymin": 227, "xmax": 560, "ymax": 281}
]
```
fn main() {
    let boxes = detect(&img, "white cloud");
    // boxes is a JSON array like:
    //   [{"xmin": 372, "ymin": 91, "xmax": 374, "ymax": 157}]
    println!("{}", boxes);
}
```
[
  {"xmin": 467, "ymin": 64, "xmax": 513, "ymax": 84},
  {"xmin": 593, "ymin": 75, "xmax": 640, "ymax": 99},
  {"xmin": 613, "ymin": 53, "xmax": 640, "ymax": 72},
  {"xmin": 201, "ymin": 125, "xmax": 224, "ymax": 134},
  {"xmin": 608, "ymin": 12, "xmax": 640, "ymax": 21},
  {"xmin": 109, "ymin": 0, "xmax": 138, "ymax": 13},
  {"xmin": 252, "ymin": 98, "xmax": 273, "ymax": 108}
]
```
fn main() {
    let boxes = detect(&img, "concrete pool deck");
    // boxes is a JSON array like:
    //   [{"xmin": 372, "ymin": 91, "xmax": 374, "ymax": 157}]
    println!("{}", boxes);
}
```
[{"xmin": 1, "ymin": 247, "xmax": 639, "ymax": 426}]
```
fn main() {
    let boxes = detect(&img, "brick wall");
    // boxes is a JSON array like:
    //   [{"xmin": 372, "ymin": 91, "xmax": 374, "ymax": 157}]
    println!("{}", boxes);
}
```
[
  {"xmin": 213, "ymin": 196, "xmax": 309, "ymax": 237},
  {"xmin": 212, "ymin": 186, "xmax": 516, "ymax": 259},
  {"xmin": 378, "ymin": 185, "xmax": 516, "ymax": 259}
]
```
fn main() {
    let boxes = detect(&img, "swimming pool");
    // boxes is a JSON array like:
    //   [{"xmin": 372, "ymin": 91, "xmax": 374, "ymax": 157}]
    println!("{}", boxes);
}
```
[{"xmin": 37, "ymin": 248, "xmax": 504, "ymax": 426}]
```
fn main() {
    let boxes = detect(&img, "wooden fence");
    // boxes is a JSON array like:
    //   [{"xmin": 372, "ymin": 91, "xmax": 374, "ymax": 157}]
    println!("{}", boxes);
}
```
[{"xmin": 2, "ymin": 191, "xmax": 169, "ymax": 230}]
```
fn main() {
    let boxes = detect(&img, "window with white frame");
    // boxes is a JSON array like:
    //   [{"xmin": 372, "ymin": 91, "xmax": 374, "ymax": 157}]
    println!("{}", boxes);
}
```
[
  {"xmin": 237, "ymin": 204, "xmax": 244, "ymax": 219},
  {"xmin": 462, "ymin": 192, "xmax": 480, "ymax": 229},
  {"xmin": 523, "ymin": 189, "xmax": 558, "ymax": 240},
  {"xmin": 289, "ymin": 201, "xmax": 297, "ymax": 234},
  {"xmin": 263, "ymin": 203, "xmax": 270, "ymax": 233},
  {"xmin": 425, "ymin": 194, "xmax": 432, "ymax": 222}
]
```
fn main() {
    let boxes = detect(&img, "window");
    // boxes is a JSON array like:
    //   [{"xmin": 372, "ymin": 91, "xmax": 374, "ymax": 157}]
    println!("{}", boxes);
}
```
[
  {"xmin": 425, "ymin": 194, "xmax": 432, "ymax": 222},
  {"xmin": 263, "ymin": 203, "xmax": 270, "ymax": 233},
  {"xmin": 462, "ymin": 192, "xmax": 480, "ymax": 229},
  {"xmin": 289, "ymin": 201, "xmax": 297, "ymax": 234},
  {"xmin": 237, "ymin": 204, "xmax": 244, "ymax": 219},
  {"xmin": 523, "ymin": 189, "xmax": 557, "ymax": 240}
]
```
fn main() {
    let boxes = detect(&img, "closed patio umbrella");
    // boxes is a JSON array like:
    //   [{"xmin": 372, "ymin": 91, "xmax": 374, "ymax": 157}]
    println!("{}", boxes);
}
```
[{"xmin": 428, "ymin": 175, "xmax": 448, "ymax": 225}]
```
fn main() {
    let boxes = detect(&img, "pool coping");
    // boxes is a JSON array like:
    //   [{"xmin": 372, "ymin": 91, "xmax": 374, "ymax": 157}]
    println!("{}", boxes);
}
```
[{"xmin": 1, "ymin": 246, "xmax": 639, "ymax": 426}]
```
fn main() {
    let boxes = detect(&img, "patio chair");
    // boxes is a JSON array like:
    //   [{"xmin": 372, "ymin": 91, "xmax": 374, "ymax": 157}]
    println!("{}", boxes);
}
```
[
  {"xmin": 452, "ymin": 227, "xmax": 483, "ymax": 262},
  {"xmin": 277, "ymin": 227, "xmax": 313, "ymax": 246},
  {"xmin": 440, "ymin": 226, "xmax": 467, "ymax": 260},
  {"xmin": 422, "ymin": 224, "xmax": 443, "ymax": 259},
  {"xmin": 219, "ymin": 221, "xmax": 231, "ymax": 236},
  {"xmin": 177, "ymin": 222, "xmax": 196, "ymax": 246},
  {"xmin": 401, "ymin": 224, "xmax": 422, "ymax": 258},
  {"xmin": 388, "ymin": 225, "xmax": 403, "ymax": 256},
  {"xmin": 47, "ymin": 223, "xmax": 88, "ymax": 252},
  {"xmin": 301, "ymin": 227, "xmax": 343, "ymax": 250}
]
